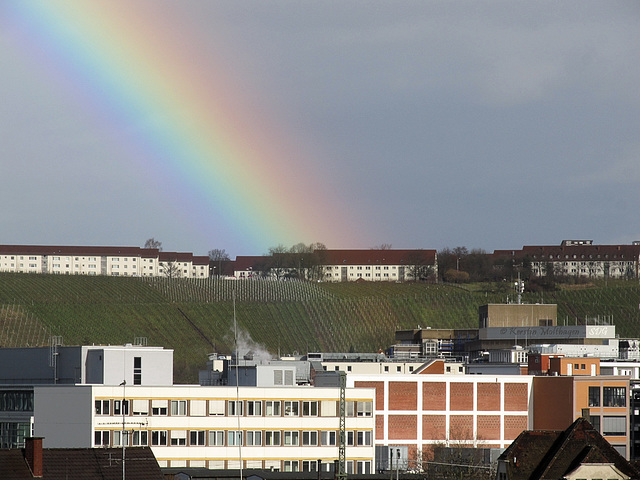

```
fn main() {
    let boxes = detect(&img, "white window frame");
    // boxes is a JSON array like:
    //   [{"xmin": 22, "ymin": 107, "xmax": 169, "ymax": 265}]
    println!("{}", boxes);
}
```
[{"xmin": 209, "ymin": 430, "xmax": 224, "ymax": 446}]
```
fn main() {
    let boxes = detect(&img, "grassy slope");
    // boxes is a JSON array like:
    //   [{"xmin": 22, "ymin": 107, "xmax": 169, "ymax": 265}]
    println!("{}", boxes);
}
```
[{"xmin": 1, "ymin": 274, "xmax": 640, "ymax": 383}]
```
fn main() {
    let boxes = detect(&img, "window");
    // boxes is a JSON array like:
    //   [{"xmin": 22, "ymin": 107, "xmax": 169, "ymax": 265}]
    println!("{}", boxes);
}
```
[
  {"xmin": 591, "ymin": 415, "xmax": 601, "ymax": 432},
  {"xmin": 152, "ymin": 400, "xmax": 168, "ymax": 416},
  {"xmin": 357, "ymin": 430, "xmax": 372, "ymax": 446},
  {"xmin": 133, "ymin": 357, "xmax": 142, "ymax": 385},
  {"xmin": 284, "ymin": 460, "xmax": 299, "ymax": 472},
  {"xmin": 209, "ymin": 430, "xmax": 224, "ymax": 446},
  {"xmin": 190, "ymin": 400, "xmax": 206, "ymax": 416},
  {"xmin": 171, "ymin": 400, "xmax": 187, "ymax": 416},
  {"xmin": 170, "ymin": 430, "xmax": 187, "ymax": 446},
  {"xmin": 603, "ymin": 387, "xmax": 626, "ymax": 407},
  {"xmin": 132, "ymin": 399, "xmax": 148, "ymax": 416},
  {"xmin": 589, "ymin": 386, "xmax": 600, "ymax": 407},
  {"xmin": 302, "ymin": 430, "xmax": 318, "ymax": 446},
  {"xmin": 247, "ymin": 400, "xmax": 262, "ymax": 416},
  {"xmin": 131, "ymin": 430, "xmax": 148, "ymax": 446},
  {"xmin": 228, "ymin": 430, "xmax": 243, "ymax": 446},
  {"xmin": 112, "ymin": 430, "xmax": 129, "ymax": 447},
  {"xmin": 265, "ymin": 400, "xmax": 281, "ymax": 416},
  {"xmin": 95, "ymin": 400, "xmax": 110, "ymax": 415},
  {"xmin": 346, "ymin": 431, "xmax": 355, "ymax": 446},
  {"xmin": 602, "ymin": 416, "xmax": 626, "ymax": 436},
  {"xmin": 228, "ymin": 400, "xmax": 243, "ymax": 416},
  {"xmin": 265, "ymin": 431, "xmax": 281, "ymax": 446},
  {"xmin": 357, "ymin": 401, "xmax": 373, "ymax": 417},
  {"xmin": 113, "ymin": 400, "xmax": 129, "ymax": 416},
  {"xmin": 190, "ymin": 430, "xmax": 206, "ymax": 446},
  {"xmin": 321, "ymin": 431, "xmax": 337, "ymax": 446},
  {"xmin": 94, "ymin": 430, "xmax": 110, "ymax": 446},
  {"xmin": 321, "ymin": 400, "xmax": 337, "ymax": 417},
  {"xmin": 303, "ymin": 460, "xmax": 318, "ymax": 472},
  {"xmin": 151, "ymin": 430, "xmax": 167, "ymax": 446},
  {"xmin": 246, "ymin": 430, "xmax": 262, "ymax": 446},
  {"xmin": 284, "ymin": 430, "xmax": 299, "ymax": 446},
  {"xmin": 345, "ymin": 401, "xmax": 355, "ymax": 417},
  {"xmin": 209, "ymin": 400, "xmax": 225, "ymax": 416},
  {"xmin": 357, "ymin": 461, "xmax": 371, "ymax": 474},
  {"xmin": 284, "ymin": 401, "xmax": 299, "ymax": 416},
  {"xmin": 302, "ymin": 401, "xmax": 318, "ymax": 416}
]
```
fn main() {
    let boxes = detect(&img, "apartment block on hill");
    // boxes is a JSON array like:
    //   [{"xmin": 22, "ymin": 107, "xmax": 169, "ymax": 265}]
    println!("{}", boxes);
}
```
[
  {"xmin": 493, "ymin": 240, "xmax": 640, "ymax": 279},
  {"xmin": 0, "ymin": 245, "xmax": 209, "ymax": 278},
  {"xmin": 233, "ymin": 249, "xmax": 437, "ymax": 282}
]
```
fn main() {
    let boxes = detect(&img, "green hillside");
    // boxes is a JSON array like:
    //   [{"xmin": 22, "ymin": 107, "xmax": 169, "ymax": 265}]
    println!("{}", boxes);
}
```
[{"xmin": 1, "ymin": 273, "xmax": 640, "ymax": 383}]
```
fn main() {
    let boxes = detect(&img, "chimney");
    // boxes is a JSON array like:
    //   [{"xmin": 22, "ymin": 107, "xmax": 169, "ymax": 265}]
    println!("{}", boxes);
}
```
[{"xmin": 24, "ymin": 437, "xmax": 44, "ymax": 477}]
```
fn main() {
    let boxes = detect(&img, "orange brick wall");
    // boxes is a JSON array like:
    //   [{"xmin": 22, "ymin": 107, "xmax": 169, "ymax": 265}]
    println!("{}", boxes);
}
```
[
  {"xmin": 532, "ymin": 376, "xmax": 573, "ymax": 430},
  {"xmin": 449, "ymin": 383, "xmax": 473, "ymax": 411},
  {"xmin": 449, "ymin": 415, "xmax": 474, "ymax": 440},
  {"xmin": 423, "ymin": 382, "xmax": 446, "ymax": 411},
  {"xmin": 477, "ymin": 383, "xmax": 501, "ymax": 411},
  {"xmin": 389, "ymin": 381, "xmax": 417, "ymax": 410},
  {"xmin": 375, "ymin": 415, "xmax": 385, "ymax": 440},
  {"xmin": 422, "ymin": 415, "xmax": 446, "ymax": 440},
  {"xmin": 477, "ymin": 415, "xmax": 501, "ymax": 441},
  {"xmin": 504, "ymin": 383, "xmax": 528, "ymax": 411},
  {"xmin": 504, "ymin": 415, "xmax": 528, "ymax": 440},
  {"xmin": 354, "ymin": 380, "xmax": 385, "ymax": 409},
  {"xmin": 388, "ymin": 414, "xmax": 417, "ymax": 439}
]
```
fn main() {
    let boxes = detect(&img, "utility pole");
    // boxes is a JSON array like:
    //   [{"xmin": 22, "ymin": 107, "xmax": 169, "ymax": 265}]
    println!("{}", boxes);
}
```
[
  {"xmin": 337, "ymin": 371, "xmax": 347, "ymax": 480},
  {"xmin": 120, "ymin": 380, "xmax": 126, "ymax": 480}
]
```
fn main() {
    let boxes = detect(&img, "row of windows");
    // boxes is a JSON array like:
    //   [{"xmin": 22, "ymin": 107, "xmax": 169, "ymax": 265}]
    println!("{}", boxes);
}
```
[
  {"xmin": 588, "ymin": 386, "xmax": 626, "ymax": 408},
  {"xmin": 325, "ymin": 266, "xmax": 396, "ymax": 270},
  {"xmin": 95, "ymin": 399, "xmax": 373, "ymax": 418},
  {"xmin": 161, "ymin": 459, "xmax": 371, "ymax": 474},
  {"xmin": 95, "ymin": 429, "xmax": 372, "ymax": 448}
]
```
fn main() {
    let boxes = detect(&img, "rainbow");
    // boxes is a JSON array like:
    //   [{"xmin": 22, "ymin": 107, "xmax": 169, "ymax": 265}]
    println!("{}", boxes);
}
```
[{"xmin": 5, "ymin": 1, "xmax": 364, "ymax": 254}]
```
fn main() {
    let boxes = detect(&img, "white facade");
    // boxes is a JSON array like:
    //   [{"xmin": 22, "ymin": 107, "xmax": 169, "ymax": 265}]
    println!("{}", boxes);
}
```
[
  {"xmin": 530, "ymin": 340, "xmax": 619, "ymax": 359},
  {"xmin": 320, "ymin": 361, "xmax": 427, "ymax": 375},
  {"xmin": 0, "ymin": 246, "xmax": 209, "ymax": 278},
  {"xmin": 33, "ymin": 384, "xmax": 376, "ymax": 472}
]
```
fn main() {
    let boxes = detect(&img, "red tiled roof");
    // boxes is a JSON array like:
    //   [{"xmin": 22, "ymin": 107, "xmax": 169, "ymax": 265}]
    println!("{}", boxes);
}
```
[
  {"xmin": 320, "ymin": 249, "xmax": 436, "ymax": 266},
  {"xmin": 0, "ymin": 447, "xmax": 163, "ymax": 479},
  {"xmin": 493, "ymin": 244, "xmax": 640, "ymax": 261},
  {"xmin": 0, "ymin": 245, "xmax": 153, "ymax": 257},
  {"xmin": 233, "ymin": 256, "xmax": 270, "ymax": 271}
]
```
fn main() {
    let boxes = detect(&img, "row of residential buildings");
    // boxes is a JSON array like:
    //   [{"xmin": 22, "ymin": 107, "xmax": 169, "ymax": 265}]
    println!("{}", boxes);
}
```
[
  {"xmin": 2, "ymin": 240, "xmax": 640, "ymax": 281},
  {"xmin": 2, "ymin": 302, "xmax": 640, "ymax": 476}
]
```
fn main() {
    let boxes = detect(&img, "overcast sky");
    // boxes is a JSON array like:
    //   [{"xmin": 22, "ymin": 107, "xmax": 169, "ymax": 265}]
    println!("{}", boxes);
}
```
[{"xmin": 1, "ymin": 1, "xmax": 639, "ymax": 257}]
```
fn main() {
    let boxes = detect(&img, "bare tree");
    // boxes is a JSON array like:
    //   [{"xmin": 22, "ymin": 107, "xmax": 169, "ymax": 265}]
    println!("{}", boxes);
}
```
[
  {"xmin": 160, "ymin": 261, "xmax": 181, "ymax": 278},
  {"xmin": 209, "ymin": 249, "xmax": 230, "ymax": 277},
  {"xmin": 405, "ymin": 250, "xmax": 436, "ymax": 282},
  {"xmin": 144, "ymin": 238, "xmax": 162, "ymax": 251},
  {"xmin": 372, "ymin": 243, "xmax": 393, "ymax": 250},
  {"xmin": 267, "ymin": 244, "xmax": 290, "ymax": 280}
]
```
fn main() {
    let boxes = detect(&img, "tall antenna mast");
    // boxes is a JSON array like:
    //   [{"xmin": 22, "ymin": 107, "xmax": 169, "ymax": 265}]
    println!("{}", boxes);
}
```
[{"xmin": 233, "ymin": 289, "xmax": 243, "ymax": 480}]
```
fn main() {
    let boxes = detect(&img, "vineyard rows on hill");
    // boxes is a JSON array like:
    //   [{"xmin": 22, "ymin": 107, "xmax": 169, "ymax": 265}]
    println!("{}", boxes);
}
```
[{"xmin": 1, "ymin": 273, "xmax": 640, "ymax": 382}]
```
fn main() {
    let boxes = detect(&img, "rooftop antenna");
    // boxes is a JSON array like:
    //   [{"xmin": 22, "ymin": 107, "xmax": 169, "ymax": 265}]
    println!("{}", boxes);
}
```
[
  {"xmin": 515, "ymin": 273, "xmax": 524, "ymax": 305},
  {"xmin": 233, "ymin": 287, "xmax": 243, "ymax": 480}
]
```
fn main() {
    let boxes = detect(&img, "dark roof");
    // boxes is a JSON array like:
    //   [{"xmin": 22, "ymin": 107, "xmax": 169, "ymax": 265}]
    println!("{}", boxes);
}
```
[
  {"xmin": 0, "ymin": 245, "xmax": 157, "ymax": 257},
  {"xmin": 320, "ymin": 249, "xmax": 436, "ymax": 266},
  {"xmin": 162, "ymin": 469, "xmax": 421, "ymax": 480},
  {"xmin": 498, "ymin": 417, "xmax": 640, "ymax": 480},
  {"xmin": 493, "ymin": 244, "xmax": 640, "ymax": 261},
  {"xmin": 0, "ymin": 447, "xmax": 163, "ymax": 480},
  {"xmin": 233, "ymin": 256, "xmax": 270, "ymax": 271}
]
